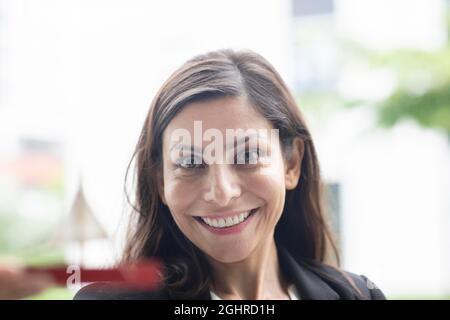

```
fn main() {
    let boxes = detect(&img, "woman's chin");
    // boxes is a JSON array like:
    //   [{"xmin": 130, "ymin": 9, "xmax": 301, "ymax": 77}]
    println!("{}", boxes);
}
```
[{"xmin": 206, "ymin": 246, "xmax": 253, "ymax": 264}]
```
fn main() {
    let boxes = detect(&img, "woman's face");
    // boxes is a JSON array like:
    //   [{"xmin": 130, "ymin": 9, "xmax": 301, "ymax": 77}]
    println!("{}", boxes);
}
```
[{"xmin": 160, "ymin": 96, "xmax": 299, "ymax": 263}]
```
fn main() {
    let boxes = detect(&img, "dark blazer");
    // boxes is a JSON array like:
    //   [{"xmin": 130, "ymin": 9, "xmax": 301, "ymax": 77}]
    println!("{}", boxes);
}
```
[{"xmin": 74, "ymin": 246, "xmax": 386, "ymax": 300}]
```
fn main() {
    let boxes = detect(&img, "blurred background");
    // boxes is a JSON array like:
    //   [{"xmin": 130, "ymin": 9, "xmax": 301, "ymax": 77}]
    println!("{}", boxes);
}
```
[{"xmin": 0, "ymin": 0, "xmax": 449, "ymax": 299}]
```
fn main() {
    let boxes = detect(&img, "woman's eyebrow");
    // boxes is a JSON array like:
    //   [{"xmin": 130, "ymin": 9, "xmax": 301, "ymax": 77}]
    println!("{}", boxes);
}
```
[
  {"xmin": 226, "ymin": 133, "xmax": 267, "ymax": 150},
  {"xmin": 170, "ymin": 133, "xmax": 266, "ymax": 153},
  {"xmin": 169, "ymin": 144, "xmax": 203, "ymax": 155}
]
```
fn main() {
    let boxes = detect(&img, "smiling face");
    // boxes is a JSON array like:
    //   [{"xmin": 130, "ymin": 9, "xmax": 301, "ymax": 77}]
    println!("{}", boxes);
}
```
[{"xmin": 159, "ymin": 96, "xmax": 299, "ymax": 263}]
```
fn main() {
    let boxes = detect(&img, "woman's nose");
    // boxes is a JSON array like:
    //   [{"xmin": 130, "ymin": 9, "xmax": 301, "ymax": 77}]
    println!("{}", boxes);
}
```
[{"xmin": 203, "ymin": 164, "xmax": 241, "ymax": 206}]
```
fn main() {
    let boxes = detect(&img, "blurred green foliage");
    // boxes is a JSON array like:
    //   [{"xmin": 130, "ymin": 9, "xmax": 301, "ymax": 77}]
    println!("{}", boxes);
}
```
[
  {"xmin": 299, "ymin": 10, "xmax": 450, "ymax": 138},
  {"xmin": 374, "ymin": 47, "xmax": 450, "ymax": 136},
  {"xmin": 348, "ymin": 9, "xmax": 450, "ymax": 136},
  {"xmin": 27, "ymin": 288, "xmax": 74, "ymax": 300}
]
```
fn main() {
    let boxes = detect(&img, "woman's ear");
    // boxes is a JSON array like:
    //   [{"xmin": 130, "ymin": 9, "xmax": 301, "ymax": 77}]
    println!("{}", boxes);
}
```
[{"xmin": 284, "ymin": 137, "xmax": 304, "ymax": 190}]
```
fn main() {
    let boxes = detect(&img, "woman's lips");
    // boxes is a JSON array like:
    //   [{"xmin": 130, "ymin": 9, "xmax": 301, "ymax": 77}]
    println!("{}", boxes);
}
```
[{"xmin": 195, "ymin": 207, "xmax": 260, "ymax": 235}]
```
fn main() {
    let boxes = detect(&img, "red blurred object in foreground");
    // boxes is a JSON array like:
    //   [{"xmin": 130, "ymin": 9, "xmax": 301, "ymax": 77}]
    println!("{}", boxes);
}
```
[{"xmin": 25, "ymin": 259, "xmax": 162, "ymax": 290}]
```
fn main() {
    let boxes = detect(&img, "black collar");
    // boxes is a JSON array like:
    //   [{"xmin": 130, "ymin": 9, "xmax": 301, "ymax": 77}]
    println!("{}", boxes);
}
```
[{"xmin": 277, "ymin": 246, "xmax": 340, "ymax": 300}]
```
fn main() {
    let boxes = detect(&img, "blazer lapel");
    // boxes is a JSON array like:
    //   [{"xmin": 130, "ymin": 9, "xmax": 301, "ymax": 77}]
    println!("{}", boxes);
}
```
[{"xmin": 277, "ymin": 246, "xmax": 340, "ymax": 300}]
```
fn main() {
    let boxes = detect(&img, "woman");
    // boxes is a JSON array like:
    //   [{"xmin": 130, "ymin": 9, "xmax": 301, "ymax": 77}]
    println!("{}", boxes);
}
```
[{"xmin": 75, "ymin": 49, "xmax": 386, "ymax": 300}]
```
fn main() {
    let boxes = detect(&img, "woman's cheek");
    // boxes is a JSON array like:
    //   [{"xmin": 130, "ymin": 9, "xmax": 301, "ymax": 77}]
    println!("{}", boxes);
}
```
[
  {"xmin": 164, "ymin": 178, "xmax": 202, "ymax": 221},
  {"xmin": 164, "ymin": 181, "xmax": 189, "ymax": 214},
  {"xmin": 252, "ymin": 163, "xmax": 286, "ymax": 194},
  {"xmin": 250, "ymin": 166, "xmax": 287, "ymax": 218}
]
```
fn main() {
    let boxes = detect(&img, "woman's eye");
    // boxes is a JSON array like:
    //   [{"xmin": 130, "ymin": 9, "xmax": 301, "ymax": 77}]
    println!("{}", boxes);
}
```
[
  {"xmin": 176, "ymin": 155, "xmax": 205, "ymax": 169},
  {"xmin": 236, "ymin": 149, "xmax": 262, "ymax": 165}
]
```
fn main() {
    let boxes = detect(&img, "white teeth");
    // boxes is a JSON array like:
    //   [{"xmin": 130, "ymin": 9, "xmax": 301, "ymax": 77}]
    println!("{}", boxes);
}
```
[
  {"xmin": 225, "ymin": 217, "xmax": 233, "ymax": 227},
  {"xmin": 200, "ymin": 210, "xmax": 254, "ymax": 228}
]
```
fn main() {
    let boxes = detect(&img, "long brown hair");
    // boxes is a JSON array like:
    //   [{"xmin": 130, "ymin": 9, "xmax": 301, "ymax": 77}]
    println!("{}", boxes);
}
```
[{"xmin": 123, "ymin": 49, "xmax": 340, "ymax": 298}]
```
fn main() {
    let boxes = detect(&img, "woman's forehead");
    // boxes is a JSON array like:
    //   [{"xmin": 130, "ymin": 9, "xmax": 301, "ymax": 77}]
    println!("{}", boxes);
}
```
[{"xmin": 163, "ymin": 96, "xmax": 273, "ymax": 139}]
